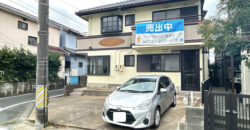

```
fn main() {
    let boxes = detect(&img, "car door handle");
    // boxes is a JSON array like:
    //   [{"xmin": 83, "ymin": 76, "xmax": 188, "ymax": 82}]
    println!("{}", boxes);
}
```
[
  {"xmin": 221, "ymin": 109, "xmax": 230, "ymax": 113},
  {"xmin": 232, "ymin": 110, "xmax": 242, "ymax": 115}
]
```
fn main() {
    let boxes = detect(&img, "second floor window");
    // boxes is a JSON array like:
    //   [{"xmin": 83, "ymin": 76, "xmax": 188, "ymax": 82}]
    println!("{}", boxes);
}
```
[
  {"xmin": 18, "ymin": 21, "xmax": 28, "ymax": 30},
  {"xmin": 28, "ymin": 36, "xmax": 37, "ymax": 46},
  {"xmin": 79, "ymin": 62, "xmax": 83, "ymax": 68},
  {"xmin": 125, "ymin": 14, "xmax": 135, "ymax": 26},
  {"xmin": 101, "ymin": 15, "xmax": 122, "ymax": 34},
  {"xmin": 153, "ymin": 9, "xmax": 180, "ymax": 22}
]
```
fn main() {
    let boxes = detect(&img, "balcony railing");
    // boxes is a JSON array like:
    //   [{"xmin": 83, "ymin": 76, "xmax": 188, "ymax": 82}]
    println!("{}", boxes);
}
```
[{"xmin": 135, "ymin": 14, "xmax": 205, "ymax": 25}]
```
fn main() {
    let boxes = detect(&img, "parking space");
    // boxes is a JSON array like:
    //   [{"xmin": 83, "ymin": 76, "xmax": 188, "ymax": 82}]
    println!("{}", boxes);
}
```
[{"xmin": 30, "ymin": 95, "xmax": 185, "ymax": 130}]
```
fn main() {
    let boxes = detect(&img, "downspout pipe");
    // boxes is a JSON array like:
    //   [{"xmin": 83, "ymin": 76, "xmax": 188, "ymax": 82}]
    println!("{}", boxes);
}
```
[{"xmin": 203, "ymin": 47, "xmax": 205, "ymax": 82}]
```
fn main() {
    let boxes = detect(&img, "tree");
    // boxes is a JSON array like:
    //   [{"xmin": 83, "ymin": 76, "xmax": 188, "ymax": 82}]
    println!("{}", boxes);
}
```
[
  {"xmin": 48, "ymin": 52, "xmax": 62, "ymax": 81},
  {"xmin": 198, "ymin": 0, "xmax": 250, "ymax": 68}
]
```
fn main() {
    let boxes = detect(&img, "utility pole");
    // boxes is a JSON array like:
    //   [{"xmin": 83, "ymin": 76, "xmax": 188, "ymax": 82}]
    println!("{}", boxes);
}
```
[
  {"xmin": 35, "ymin": 0, "xmax": 49, "ymax": 129},
  {"xmin": 227, "ymin": 6, "xmax": 235, "ymax": 93},
  {"xmin": 231, "ymin": 56, "xmax": 235, "ymax": 93}
]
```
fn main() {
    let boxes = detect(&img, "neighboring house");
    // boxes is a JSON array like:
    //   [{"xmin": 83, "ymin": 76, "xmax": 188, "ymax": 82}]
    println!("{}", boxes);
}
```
[
  {"xmin": 241, "ymin": 51, "xmax": 250, "ymax": 95},
  {"xmin": 214, "ymin": 26, "xmax": 250, "ymax": 94},
  {"xmin": 76, "ymin": 0, "xmax": 209, "ymax": 93},
  {"xmin": 0, "ymin": 2, "xmax": 80, "ymax": 79},
  {"xmin": 60, "ymin": 31, "xmax": 87, "ymax": 77},
  {"xmin": 241, "ymin": 30, "xmax": 250, "ymax": 94}
]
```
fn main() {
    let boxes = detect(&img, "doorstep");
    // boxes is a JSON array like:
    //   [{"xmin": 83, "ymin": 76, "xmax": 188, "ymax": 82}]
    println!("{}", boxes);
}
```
[{"xmin": 82, "ymin": 87, "xmax": 114, "ymax": 96}]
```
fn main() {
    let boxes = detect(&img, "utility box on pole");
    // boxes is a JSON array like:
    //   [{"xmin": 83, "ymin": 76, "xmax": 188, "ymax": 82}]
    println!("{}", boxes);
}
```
[{"xmin": 35, "ymin": 0, "xmax": 49, "ymax": 129}]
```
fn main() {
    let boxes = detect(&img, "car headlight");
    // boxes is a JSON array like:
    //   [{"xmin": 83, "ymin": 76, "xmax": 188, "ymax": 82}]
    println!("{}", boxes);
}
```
[
  {"xmin": 104, "ymin": 96, "xmax": 109, "ymax": 107},
  {"xmin": 134, "ymin": 99, "xmax": 152, "ymax": 110}
]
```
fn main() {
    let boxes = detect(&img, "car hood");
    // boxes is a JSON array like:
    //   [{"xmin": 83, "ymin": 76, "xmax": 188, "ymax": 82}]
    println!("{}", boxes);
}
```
[{"xmin": 108, "ymin": 91, "xmax": 153, "ymax": 108}]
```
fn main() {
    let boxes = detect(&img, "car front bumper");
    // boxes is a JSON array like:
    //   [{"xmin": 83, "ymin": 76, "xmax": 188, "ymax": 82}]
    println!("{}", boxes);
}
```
[{"xmin": 102, "ymin": 104, "xmax": 154, "ymax": 129}]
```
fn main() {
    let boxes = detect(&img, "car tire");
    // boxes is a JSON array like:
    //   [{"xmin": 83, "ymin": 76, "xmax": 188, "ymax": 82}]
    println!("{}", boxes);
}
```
[
  {"xmin": 171, "ymin": 93, "xmax": 176, "ymax": 107},
  {"xmin": 152, "ymin": 107, "xmax": 161, "ymax": 128}
]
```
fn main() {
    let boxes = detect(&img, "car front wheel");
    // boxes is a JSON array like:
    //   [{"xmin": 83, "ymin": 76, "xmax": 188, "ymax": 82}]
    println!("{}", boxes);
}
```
[
  {"xmin": 152, "ymin": 108, "xmax": 161, "ymax": 128},
  {"xmin": 171, "ymin": 93, "xmax": 176, "ymax": 107}
]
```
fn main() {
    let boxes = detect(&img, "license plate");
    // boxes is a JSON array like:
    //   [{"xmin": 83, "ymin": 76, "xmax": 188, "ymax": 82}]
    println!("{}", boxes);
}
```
[{"xmin": 113, "ymin": 112, "xmax": 126, "ymax": 122}]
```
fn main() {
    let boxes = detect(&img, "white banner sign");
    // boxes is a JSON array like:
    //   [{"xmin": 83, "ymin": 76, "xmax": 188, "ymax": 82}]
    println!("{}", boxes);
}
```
[{"xmin": 136, "ymin": 19, "xmax": 184, "ymax": 45}]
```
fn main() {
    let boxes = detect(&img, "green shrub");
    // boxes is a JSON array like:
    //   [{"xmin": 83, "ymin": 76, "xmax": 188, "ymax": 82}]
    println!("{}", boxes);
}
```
[
  {"xmin": 48, "ymin": 52, "xmax": 62, "ymax": 81},
  {"xmin": 0, "ymin": 46, "xmax": 62, "ymax": 82}
]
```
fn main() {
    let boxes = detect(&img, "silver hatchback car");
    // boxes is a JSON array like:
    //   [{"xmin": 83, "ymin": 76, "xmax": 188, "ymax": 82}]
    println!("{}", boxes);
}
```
[{"xmin": 102, "ymin": 75, "xmax": 176, "ymax": 129}]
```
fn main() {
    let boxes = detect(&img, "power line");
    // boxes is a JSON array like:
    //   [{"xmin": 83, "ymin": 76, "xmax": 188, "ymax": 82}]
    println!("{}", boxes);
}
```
[
  {"xmin": 10, "ymin": 0, "xmax": 88, "ymax": 29},
  {"xmin": 61, "ymin": 0, "xmax": 80, "ymax": 10}
]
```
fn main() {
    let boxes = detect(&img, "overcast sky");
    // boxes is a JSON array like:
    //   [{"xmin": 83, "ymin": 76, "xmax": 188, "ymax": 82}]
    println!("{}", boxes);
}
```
[{"xmin": 0, "ymin": 0, "xmax": 218, "ymax": 33}]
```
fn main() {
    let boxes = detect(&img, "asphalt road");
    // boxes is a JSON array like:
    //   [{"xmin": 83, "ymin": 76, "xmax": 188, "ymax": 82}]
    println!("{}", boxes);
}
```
[{"xmin": 0, "ymin": 89, "xmax": 64, "ymax": 124}]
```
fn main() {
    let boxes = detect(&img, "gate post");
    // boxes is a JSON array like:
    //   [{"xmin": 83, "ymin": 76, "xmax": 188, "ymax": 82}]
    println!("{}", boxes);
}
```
[
  {"xmin": 230, "ymin": 94, "xmax": 238, "ymax": 130},
  {"xmin": 204, "ymin": 90, "xmax": 209, "ymax": 130}
]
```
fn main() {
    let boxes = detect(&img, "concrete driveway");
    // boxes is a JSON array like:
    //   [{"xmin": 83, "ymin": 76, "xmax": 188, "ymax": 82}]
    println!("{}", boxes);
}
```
[{"xmin": 29, "ymin": 95, "xmax": 185, "ymax": 130}]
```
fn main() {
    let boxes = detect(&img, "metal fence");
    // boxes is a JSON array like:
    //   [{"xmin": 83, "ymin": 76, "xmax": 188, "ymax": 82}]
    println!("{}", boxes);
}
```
[
  {"xmin": 204, "ymin": 91, "xmax": 250, "ymax": 130},
  {"xmin": 202, "ymin": 77, "xmax": 212, "ymax": 103}
]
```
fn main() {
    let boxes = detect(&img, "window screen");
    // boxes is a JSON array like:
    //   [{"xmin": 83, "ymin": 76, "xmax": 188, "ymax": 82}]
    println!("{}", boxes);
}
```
[
  {"xmin": 28, "ymin": 36, "xmax": 37, "ymax": 46},
  {"xmin": 153, "ymin": 9, "xmax": 180, "ymax": 22},
  {"xmin": 88, "ymin": 56, "xmax": 110, "ymax": 75},
  {"xmin": 124, "ymin": 55, "xmax": 135, "ymax": 66},
  {"xmin": 101, "ymin": 15, "xmax": 122, "ymax": 33},
  {"xmin": 125, "ymin": 14, "xmax": 135, "ymax": 26},
  {"xmin": 18, "ymin": 21, "xmax": 28, "ymax": 30},
  {"xmin": 151, "ymin": 54, "xmax": 180, "ymax": 72}
]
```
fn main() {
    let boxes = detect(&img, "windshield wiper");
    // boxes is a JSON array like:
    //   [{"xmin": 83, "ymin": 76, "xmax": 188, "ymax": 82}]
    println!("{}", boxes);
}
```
[
  {"xmin": 120, "ymin": 90, "xmax": 153, "ymax": 93},
  {"xmin": 141, "ymin": 91, "xmax": 153, "ymax": 93},
  {"xmin": 119, "ymin": 90, "xmax": 140, "ymax": 93}
]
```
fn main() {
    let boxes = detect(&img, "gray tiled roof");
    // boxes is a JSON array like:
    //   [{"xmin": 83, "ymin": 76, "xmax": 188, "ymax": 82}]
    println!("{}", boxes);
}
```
[
  {"xmin": 0, "ymin": 2, "xmax": 80, "ymax": 34},
  {"xmin": 79, "ymin": 0, "xmax": 153, "ymax": 13},
  {"xmin": 76, "ymin": 0, "xmax": 205, "ymax": 16},
  {"xmin": 76, "ymin": 0, "xmax": 175, "ymax": 16}
]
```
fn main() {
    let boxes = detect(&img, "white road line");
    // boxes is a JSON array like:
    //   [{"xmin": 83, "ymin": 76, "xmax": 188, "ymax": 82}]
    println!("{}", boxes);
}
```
[
  {"xmin": 0, "ymin": 93, "xmax": 34, "ymax": 100},
  {"xmin": 49, "ymin": 89, "xmax": 64, "ymax": 92},
  {"xmin": 0, "ymin": 94, "xmax": 64, "ymax": 112},
  {"xmin": 0, "ymin": 89, "xmax": 64, "ymax": 100}
]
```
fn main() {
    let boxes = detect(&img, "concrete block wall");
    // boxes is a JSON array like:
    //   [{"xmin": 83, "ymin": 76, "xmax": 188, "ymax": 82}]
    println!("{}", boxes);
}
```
[
  {"xmin": 0, "ymin": 80, "xmax": 64, "ymax": 97},
  {"xmin": 79, "ymin": 76, "xmax": 87, "ymax": 87},
  {"xmin": 179, "ymin": 106, "xmax": 204, "ymax": 130}
]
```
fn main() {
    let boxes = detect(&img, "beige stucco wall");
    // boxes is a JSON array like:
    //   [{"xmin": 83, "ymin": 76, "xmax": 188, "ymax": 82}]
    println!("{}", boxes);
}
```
[
  {"xmin": 85, "ymin": 0, "xmax": 201, "ymax": 36},
  {"xmin": 241, "ymin": 51, "xmax": 250, "ymax": 95},
  {"xmin": 77, "ymin": 35, "xmax": 132, "ymax": 50},
  {"xmin": 0, "ymin": 9, "xmax": 60, "ymax": 53},
  {"xmin": 77, "ymin": 24, "xmax": 202, "ymax": 50},
  {"xmin": 58, "ymin": 55, "xmax": 65, "ymax": 78},
  {"xmin": 78, "ymin": 44, "xmax": 206, "ymax": 92}
]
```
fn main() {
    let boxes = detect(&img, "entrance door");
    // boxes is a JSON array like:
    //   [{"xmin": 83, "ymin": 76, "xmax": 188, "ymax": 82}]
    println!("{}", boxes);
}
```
[{"xmin": 181, "ymin": 50, "xmax": 200, "ymax": 91}]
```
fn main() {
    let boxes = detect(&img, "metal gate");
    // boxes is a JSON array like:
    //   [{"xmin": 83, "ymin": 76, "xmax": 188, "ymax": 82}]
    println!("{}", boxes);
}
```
[{"xmin": 204, "ymin": 91, "xmax": 250, "ymax": 130}]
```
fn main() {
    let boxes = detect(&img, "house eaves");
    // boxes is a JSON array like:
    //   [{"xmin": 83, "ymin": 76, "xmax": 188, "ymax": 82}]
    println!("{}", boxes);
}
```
[
  {"xmin": 0, "ymin": 2, "xmax": 81, "ymax": 35},
  {"xmin": 76, "ymin": 0, "xmax": 188, "ymax": 17}
]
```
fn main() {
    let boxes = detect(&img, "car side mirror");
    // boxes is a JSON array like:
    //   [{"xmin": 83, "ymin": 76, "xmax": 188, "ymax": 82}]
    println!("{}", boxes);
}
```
[
  {"xmin": 160, "ymin": 88, "xmax": 168, "ymax": 93},
  {"xmin": 116, "ymin": 86, "xmax": 120, "ymax": 90}
]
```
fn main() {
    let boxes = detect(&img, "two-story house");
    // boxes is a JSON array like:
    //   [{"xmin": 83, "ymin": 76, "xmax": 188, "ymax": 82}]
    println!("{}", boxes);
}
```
[
  {"xmin": 76, "ymin": 0, "xmax": 209, "ymax": 94},
  {"xmin": 0, "ymin": 2, "xmax": 82, "ymax": 78},
  {"xmin": 60, "ymin": 30, "xmax": 87, "ymax": 78}
]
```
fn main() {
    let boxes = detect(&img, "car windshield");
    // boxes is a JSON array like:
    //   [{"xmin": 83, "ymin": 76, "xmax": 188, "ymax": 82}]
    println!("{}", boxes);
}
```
[{"xmin": 119, "ymin": 78, "xmax": 156, "ymax": 93}]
